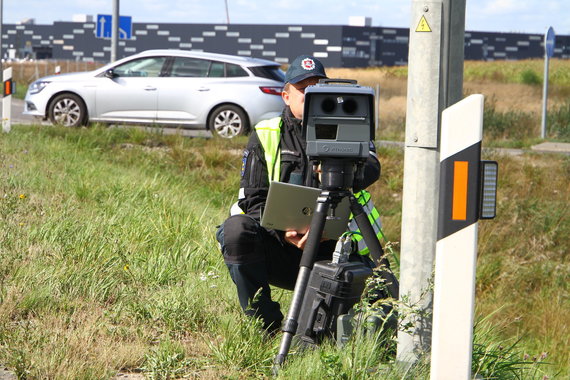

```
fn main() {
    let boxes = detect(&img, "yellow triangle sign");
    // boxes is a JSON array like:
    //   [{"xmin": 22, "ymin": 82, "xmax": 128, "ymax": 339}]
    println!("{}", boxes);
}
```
[{"xmin": 416, "ymin": 15, "xmax": 432, "ymax": 32}]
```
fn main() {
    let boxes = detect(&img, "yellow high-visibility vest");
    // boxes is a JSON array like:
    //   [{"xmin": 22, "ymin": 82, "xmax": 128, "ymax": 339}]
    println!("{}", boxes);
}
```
[{"xmin": 255, "ymin": 117, "xmax": 383, "ymax": 255}]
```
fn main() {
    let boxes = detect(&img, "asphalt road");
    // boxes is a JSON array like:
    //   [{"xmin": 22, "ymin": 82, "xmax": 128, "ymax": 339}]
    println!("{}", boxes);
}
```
[
  {"xmin": 2, "ymin": 98, "xmax": 44, "ymax": 125},
  {"xmin": 1, "ymin": 98, "xmax": 213, "ymax": 138}
]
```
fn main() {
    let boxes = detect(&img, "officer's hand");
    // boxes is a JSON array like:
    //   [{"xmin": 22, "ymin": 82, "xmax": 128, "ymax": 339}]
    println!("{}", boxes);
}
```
[{"xmin": 284, "ymin": 230, "xmax": 309, "ymax": 250}]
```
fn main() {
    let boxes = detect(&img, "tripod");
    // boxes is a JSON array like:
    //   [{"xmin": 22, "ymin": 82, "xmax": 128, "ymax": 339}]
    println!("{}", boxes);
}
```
[{"xmin": 273, "ymin": 159, "xmax": 399, "ymax": 370}]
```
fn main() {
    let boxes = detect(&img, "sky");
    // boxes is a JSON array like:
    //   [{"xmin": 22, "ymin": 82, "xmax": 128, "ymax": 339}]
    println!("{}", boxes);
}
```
[{"xmin": 4, "ymin": 0, "xmax": 569, "ymax": 36}]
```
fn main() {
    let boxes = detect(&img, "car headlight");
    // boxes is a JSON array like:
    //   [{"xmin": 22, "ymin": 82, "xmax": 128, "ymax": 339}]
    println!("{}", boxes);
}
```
[{"xmin": 28, "ymin": 81, "xmax": 51, "ymax": 95}]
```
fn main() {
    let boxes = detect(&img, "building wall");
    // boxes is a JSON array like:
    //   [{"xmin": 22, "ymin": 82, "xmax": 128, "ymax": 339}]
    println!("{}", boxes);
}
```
[{"xmin": 1, "ymin": 21, "xmax": 568, "ymax": 66}]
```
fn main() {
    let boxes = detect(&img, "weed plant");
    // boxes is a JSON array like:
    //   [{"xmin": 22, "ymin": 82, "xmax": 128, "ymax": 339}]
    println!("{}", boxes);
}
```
[
  {"xmin": 548, "ymin": 100, "xmax": 570, "ymax": 140},
  {"xmin": 0, "ymin": 125, "xmax": 568, "ymax": 378},
  {"xmin": 463, "ymin": 59, "xmax": 570, "ymax": 87},
  {"xmin": 482, "ymin": 96, "xmax": 538, "ymax": 146}
]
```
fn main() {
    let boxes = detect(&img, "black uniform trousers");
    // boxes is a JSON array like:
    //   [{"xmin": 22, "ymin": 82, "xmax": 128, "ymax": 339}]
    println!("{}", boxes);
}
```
[{"xmin": 216, "ymin": 214, "xmax": 336, "ymax": 330}]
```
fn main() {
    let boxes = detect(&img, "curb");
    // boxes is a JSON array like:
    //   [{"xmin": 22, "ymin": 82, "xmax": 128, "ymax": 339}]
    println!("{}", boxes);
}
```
[{"xmin": 377, "ymin": 141, "xmax": 570, "ymax": 156}]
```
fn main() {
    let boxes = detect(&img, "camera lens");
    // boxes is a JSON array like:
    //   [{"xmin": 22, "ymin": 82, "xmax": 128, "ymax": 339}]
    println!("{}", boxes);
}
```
[
  {"xmin": 342, "ymin": 98, "xmax": 358, "ymax": 114},
  {"xmin": 321, "ymin": 98, "xmax": 336, "ymax": 114}
]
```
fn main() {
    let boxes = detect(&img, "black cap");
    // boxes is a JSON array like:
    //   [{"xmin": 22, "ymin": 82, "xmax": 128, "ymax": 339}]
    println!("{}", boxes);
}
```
[{"xmin": 285, "ymin": 55, "xmax": 327, "ymax": 84}]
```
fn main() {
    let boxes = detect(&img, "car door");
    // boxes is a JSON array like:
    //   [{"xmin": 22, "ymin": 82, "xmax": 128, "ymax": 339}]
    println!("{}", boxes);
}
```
[
  {"xmin": 156, "ymin": 57, "xmax": 226, "ymax": 126},
  {"xmin": 94, "ymin": 56, "xmax": 167, "ymax": 122}
]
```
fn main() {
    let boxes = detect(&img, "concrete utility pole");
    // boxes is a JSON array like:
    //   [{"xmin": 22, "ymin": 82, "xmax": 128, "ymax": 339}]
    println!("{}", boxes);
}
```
[
  {"xmin": 111, "ymin": 0, "xmax": 119, "ymax": 62},
  {"xmin": 397, "ymin": 0, "xmax": 466, "ymax": 365}
]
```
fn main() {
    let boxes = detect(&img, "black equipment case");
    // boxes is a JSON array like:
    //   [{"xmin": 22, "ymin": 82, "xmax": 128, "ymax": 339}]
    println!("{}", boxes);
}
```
[{"xmin": 295, "ymin": 260, "xmax": 373, "ymax": 345}]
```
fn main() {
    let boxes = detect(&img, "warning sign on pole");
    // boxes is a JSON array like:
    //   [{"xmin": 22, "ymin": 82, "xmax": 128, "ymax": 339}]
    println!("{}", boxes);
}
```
[{"xmin": 416, "ymin": 15, "xmax": 432, "ymax": 32}]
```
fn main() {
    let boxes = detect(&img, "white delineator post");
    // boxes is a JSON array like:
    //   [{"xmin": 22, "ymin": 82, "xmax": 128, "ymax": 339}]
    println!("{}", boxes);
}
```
[
  {"xmin": 2, "ymin": 66, "xmax": 12, "ymax": 133},
  {"xmin": 431, "ymin": 94, "xmax": 484, "ymax": 380}
]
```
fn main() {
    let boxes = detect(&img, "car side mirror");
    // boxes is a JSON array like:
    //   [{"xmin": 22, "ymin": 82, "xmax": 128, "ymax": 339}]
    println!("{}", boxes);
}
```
[{"xmin": 105, "ymin": 69, "xmax": 117, "ymax": 79}]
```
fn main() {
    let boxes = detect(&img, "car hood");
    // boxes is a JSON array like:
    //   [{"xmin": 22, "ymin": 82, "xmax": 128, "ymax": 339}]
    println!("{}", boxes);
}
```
[{"xmin": 35, "ymin": 71, "xmax": 99, "ymax": 83}]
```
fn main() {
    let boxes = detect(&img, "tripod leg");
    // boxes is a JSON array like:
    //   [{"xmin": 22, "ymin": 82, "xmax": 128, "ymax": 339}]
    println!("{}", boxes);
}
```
[
  {"xmin": 274, "ymin": 193, "xmax": 332, "ymax": 371},
  {"xmin": 348, "ymin": 194, "xmax": 399, "ymax": 299}
]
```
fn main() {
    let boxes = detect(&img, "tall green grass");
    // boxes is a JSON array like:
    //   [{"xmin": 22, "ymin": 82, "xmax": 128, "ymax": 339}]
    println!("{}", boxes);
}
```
[
  {"xmin": 378, "ymin": 59, "xmax": 570, "ymax": 88},
  {"xmin": 463, "ymin": 59, "xmax": 570, "ymax": 87},
  {"xmin": 548, "ymin": 100, "xmax": 570, "ymax": 140},
  {"xmin": 380, "ymin": 98, "xmax": 570, "ymax": 148},
  {"xmin": 0, "ymin": 125, "xmax": 568, "ymax": 378}
]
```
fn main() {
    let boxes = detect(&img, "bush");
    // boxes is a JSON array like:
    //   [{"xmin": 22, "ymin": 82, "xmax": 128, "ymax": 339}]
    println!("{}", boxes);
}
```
[
  {"xmin": 548, "ymin": 100, "xmax": 570, "ymax": 140},
  {"xmin": 483, "ymin": 97, "xmax": 537, "ymax": 141},
  {"xmin": 519, "ymin": 69, "xmax": 542, "ymax": 85}
]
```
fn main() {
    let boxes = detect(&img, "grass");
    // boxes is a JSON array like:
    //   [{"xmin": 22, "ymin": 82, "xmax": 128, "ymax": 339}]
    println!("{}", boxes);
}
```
[
  {"xmin": 1, "ymin": 59, "xmax": 568, "ymax": 378},
  {"xmin": 548, "ymin": 100, "xmax": 570, "ymax": 140},
  {"xmin": 380, "ymin": 59, "xmax": 570, "ymax": 87},
  {"xmin": 337, "ymin": 59, "xmax": 570, "ymax": 88},
  {"xmin": 475, "ymin": 151, "xmax": 570, "ymax": 377},
  {"xmin": 463, "ymin": 59, "xmax": 570, "ymax": 88},
  {"xmin": 0, "ymin": 124, "xmax": 568, "ymax": 378}
]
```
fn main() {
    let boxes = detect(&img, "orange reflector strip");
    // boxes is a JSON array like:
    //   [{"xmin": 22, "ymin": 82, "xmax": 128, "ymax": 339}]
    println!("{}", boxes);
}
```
[
  {"xmin": 452, "ymin": 161, "xmax": 469, "ymax": 220},
  {"xmin": 4, "ymin": 80, "xmax": 11, "ymax": 96}
]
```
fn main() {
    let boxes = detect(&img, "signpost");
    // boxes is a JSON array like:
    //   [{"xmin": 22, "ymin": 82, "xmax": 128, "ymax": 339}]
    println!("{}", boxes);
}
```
[
  {"xmin": 96, "ymin": 14, "xmax": 132, "ymax": 39},
  {"xmin": 541, "ymin": 27, "xmax": 555, "ymax": 139},
  {"xmin": 96, "ymin": 0, "xmax": 131, "ymax": 63}
]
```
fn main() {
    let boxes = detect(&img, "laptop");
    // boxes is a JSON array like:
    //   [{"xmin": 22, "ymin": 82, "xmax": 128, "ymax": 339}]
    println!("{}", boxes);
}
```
[{"xmin": 260, "ymin": 181, "xmax": 351, "ymax": 240}]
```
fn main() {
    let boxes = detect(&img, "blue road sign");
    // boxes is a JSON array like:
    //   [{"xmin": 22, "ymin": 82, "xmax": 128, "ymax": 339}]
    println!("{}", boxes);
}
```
[
  {"xmin": 96, "ymin": 14, "xmax": 132, "ymax": 40},
  {"xmin": 545, "ymin": 26, "xmax": 555, "ymax": 58}
]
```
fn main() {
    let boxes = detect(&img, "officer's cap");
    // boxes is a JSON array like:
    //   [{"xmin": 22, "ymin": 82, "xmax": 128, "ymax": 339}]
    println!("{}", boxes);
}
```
[{"xmin": 285, "ymin": 55, "xmax": 327, "ymax": 84}]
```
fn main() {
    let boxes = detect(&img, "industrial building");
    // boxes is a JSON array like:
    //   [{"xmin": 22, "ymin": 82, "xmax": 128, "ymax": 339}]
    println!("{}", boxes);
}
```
[{"xmin": 2, "ymin": 19, "xmax": 569, "ymax": 66}]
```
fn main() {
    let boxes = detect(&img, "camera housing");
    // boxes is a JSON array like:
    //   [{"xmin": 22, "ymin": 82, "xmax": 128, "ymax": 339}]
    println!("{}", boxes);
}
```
[{"xmin": 302, "ymin": 79, "xmax": 375, "ymax": 161}]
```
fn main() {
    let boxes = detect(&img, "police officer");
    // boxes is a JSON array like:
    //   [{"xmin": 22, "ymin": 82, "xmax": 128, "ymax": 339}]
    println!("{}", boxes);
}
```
[{"xmin": 216, "ymin": 55, "xmax": 381, "ymax": 332}]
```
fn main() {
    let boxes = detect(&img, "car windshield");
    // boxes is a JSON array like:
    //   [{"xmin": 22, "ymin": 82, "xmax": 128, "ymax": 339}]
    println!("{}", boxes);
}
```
[{"xmin": 248, "ymin": 65, "xmax": 285, "ymax": 82}]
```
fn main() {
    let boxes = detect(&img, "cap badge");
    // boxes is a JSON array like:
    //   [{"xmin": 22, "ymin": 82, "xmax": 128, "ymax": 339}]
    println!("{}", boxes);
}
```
[{"xmin": 301, "ymin": 58, "xmax": 315, "ymax": 71}]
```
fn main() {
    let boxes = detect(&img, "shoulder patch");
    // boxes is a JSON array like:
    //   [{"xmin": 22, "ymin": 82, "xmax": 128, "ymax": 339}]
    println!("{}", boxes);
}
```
[{"xmin": 241, "ymin": 149, "xmax": 250, "ymax": 177}]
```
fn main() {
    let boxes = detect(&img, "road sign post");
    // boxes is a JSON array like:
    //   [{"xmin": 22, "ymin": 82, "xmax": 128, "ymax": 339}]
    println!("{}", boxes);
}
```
[
  {"xmin": 96, "ymin": 4, "xmax": 132, "ymax": 63},
  {"xmin": 541, "ymin": 27, "xmax": 555, "ymax": 139},
  {"xmin": 111, "ymin": 0, "xmax": 119, "ymax": 62}
]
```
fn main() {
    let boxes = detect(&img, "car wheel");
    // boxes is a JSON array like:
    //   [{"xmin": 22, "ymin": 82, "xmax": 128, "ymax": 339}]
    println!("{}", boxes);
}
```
[
  {"xmin": 48, "ymin": 93, "xmax": 87, "ymax": 127},
  {"xmin": 208, "ymin": 105, "xmax": 249, "ymax": 138}
]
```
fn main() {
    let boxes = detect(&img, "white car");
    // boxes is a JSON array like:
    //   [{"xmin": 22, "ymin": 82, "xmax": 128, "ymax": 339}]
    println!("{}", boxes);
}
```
[{"xmin": 24, "ymin": 50, "xmax": 285, "ymax": 138}]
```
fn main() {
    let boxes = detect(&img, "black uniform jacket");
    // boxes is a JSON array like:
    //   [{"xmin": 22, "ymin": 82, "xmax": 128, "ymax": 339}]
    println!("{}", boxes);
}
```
[{"xmin": 238, "ymin": 106, "xmax": 381, "ymax": 222}]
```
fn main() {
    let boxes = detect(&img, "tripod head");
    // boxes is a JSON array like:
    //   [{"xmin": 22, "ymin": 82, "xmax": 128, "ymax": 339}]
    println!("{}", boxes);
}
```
[{"xmin": 319, "ymin": 158, "xmax": 362, "ymax": 192}]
